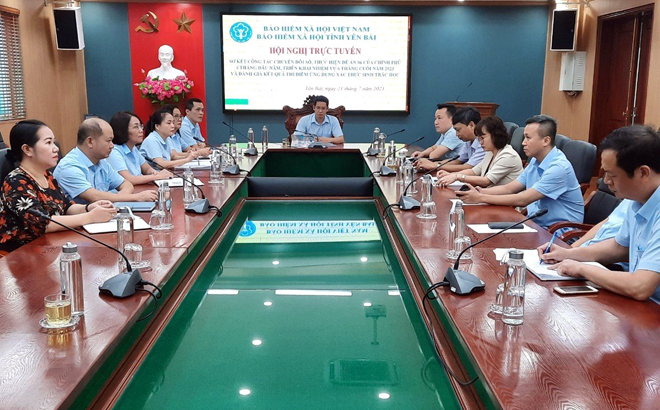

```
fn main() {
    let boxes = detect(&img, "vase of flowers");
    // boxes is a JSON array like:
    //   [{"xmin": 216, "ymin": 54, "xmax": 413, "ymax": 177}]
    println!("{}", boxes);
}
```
[{"xmin": 134, "ymin": 70, "xmax": 194, "ymax": 105}]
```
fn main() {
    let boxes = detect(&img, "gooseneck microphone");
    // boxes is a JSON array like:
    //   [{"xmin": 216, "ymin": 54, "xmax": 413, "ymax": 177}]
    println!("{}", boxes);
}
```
[
  {"xmin": 366, "ymin": 128, "xmax": 406, "ymax": 156},
  {"xmin": 438, "ymin": 208, "xmax": 549, "ymax": 296},
  {"xmin": 144, "ymin": 156, "xmax": 212, "ymax": 215},
  {"xmin": 293, "ymin": 129, "xmax": 335, "ymax": 149},
  {"xmin": 374, "ymin": 136, "xmax": 423, "ymax": 177},
  {"xmin": 222, "ymin": 121, "xmax": 257, "ymax": 156},
  {"xmin": 455, "ymin": 82, "xmax": 473, "ymax": 102}
]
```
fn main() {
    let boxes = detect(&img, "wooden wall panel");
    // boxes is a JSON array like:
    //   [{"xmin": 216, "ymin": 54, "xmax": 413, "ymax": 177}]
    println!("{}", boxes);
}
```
[
  {"xmin": 541, "ymin": 0, "xmax": 659, "ymax": 142},
  {"xmin": 0, "ymin": 0, "xmax": 87, "ymax": 154}
]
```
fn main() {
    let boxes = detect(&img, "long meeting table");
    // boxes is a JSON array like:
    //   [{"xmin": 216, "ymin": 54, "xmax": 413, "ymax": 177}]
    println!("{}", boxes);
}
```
[{"xmin": 1, "ymin": 144, "xmax": 659, "ymax": 409}]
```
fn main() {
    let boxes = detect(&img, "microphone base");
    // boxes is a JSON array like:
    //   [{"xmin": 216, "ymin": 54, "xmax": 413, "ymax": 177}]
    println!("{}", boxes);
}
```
[
  {"xmin": 444, "ymin": 267, "xmax": 485, "ymax": 295},
  {"xmin": 398, "ymin": 196, "xmax": 420, "ymax": 210},
  {"xmin": 223, "ymin": 165, "xmax": 241, "ymax": 175},
  {"xmin": 98, "ymin": 269, "xmax": 143, "ymax": 298},
  {"xmin": 243, "ymin": 147, "xmax": 258, "ymax": 156},
  {"xmin": 380, "ymin": 165, "xmax": 396, "ymax": 177},
  {"xmin": 366, "ymin": 147, "xmax": 379, "ymax": 156},
  {"xmin": 185, "ymin": 198, "xmax": 210, "ymax": 214}
]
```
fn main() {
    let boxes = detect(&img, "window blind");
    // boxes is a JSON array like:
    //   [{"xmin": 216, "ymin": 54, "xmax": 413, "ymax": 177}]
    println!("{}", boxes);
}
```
[{"xmin": 0, "ymin": 8, "xmax": 25, "ymax": 121}]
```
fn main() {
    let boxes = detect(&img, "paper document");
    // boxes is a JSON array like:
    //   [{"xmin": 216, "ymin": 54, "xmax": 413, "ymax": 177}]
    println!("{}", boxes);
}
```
[
  {"xmin": 431, "ymin": 177, "xmax": 463, "ymax": 189},
  {"xmin": 83, "ymin": 216, "xmax": 151, "ymax": 234},
  {"xmin": 175, "ymin": 159, "xmax": 211, "ymax": 169},
  {"xmin": 154, "ymin": 178, "xmax": 204, "ymax": 188},
  {"xmin": 492, "ymin": 249, "xmax": 606, "ymax": 281},
  {"xmin": 449, "ymin": 198, "xmax": 488, "ymax": 206},
  {"xmin": 468, "ymin": 224, "xmax": 537, "ymax": 234}
]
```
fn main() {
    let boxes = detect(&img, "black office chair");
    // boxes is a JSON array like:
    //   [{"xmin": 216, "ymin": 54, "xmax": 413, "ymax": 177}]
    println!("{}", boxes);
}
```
[
  {"xmin": 0, "ymin": 148, "xmax": 10, "ymax": 182},
  {"xmin": 503, "ymin": 122, "xmax": 519, "ymax": 143},
  {"xmin": 555, "ymin": 134, "xmax": 571, "ymax": 151},
  {"xmin": 562, "ymin": 139, "xmax": 597, "ymax": 194},
  {"xmin": 510, "ymin": 127, "xmax": 527, "ymax": 163},
  {"xmin": 0, "ymin": 130, "xmax": 6, "ymax": 150},
  {"xmin": 597, "ymin": 177, "xmax": 614, "ymax": 196}
]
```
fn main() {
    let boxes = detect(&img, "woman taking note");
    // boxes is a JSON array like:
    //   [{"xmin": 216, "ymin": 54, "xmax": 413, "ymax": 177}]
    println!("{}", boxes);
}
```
[
  {"xmin": 140, "ymin": 109, "xmax": 198, "ymax": 169},
  {"xmin": 108, "ymin": 111, "xmax": 172, "ymax": 184},
  {"xmin": 0, "ymin": 120, "xmax": 116, "ymax": 253},
  {"xmin": 437, "ymin": 116, "xmax": 523, "ymax": 188}
]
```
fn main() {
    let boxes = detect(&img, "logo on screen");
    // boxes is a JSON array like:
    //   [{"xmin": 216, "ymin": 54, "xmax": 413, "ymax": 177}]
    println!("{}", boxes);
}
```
[
  {"xmin": 239, "ymin": 220, "xmax": 257, "ymax": 237},
  {"xmin": 230, "ymin": 22, "xmax": 252, "ymax": 43}
]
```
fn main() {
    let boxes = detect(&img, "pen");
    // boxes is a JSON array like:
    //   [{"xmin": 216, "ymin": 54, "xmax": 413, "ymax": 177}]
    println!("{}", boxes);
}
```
[{"xmin": 540, "ymin": 231, "xmax": 559, "ymax": 264}]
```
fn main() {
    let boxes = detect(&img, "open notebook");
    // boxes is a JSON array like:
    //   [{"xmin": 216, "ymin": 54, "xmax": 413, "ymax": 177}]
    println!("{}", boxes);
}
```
[
  {"xmin": 154, "ymin": 177, "xmax": 204, "ymax": 188},
  {"xmin": 493, "ymin": 248, "xmax": 607, "ymax": 281},
  {"xmin": 83, "ymin": 217, "xmax": 151, "ymax": 234}
]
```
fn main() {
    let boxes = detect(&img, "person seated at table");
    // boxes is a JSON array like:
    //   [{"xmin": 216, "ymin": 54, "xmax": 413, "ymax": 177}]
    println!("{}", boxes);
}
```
[
  {"xmin": 162, "ymin": 104, "xmax": 211, "ymax": 159},
  {"xmin": 180, "ymin": 98, "xmax": 212, "ymax": 150},
  {"xmin": 108, "ymin": 111, "xmax": 173, "ymax": 185},
  {"xmin": 416, "ymin": 106, "xmax": 484, "ymax": 172},
  {"xmin": 456, "ymin": 114, "xmax": 583, "ymax": 231},
  {"xmin": 293, "ymin": 95, "xmax": 344, "ymax": 144},
  {"xmin": 0, "ymin": 120, "xmax": 116, "ymax": 253},
  {"xmin": 141, "ymin": 109, "xmax": 198, "ymax": 169},
  {"xmin": 54, "ymin": 119, "xmax": 158, "ymax": 204},
  {"xmin": 538, "ymin": 125, "xmax": 660, "ymax": 302},
  {"xmin": 410, "ymin": 104, "xmax": 461, "ymax": 164},
  {"xmin": 437, "ymin": 116, "xmax": 523, "ymax": 188}
]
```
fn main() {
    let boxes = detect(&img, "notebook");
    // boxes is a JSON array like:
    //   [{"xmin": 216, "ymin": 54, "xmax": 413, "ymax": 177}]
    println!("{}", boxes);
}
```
[
  {"xmin": 493, "ymin": 248, "xmax": 605, "ymax": 281},
  {"xmin": 83, "ymin": 216, "xmax": 151, "ymax": 234},
  {"xmin": 113, "ymin": 202, "xmax": 156, "ymax": 212},
  {"xmin": 154, "ymin": 177, "xmax": 204, "ymax": 187}
]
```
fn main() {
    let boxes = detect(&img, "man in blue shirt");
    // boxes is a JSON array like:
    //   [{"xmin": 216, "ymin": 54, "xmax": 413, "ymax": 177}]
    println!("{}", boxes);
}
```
[
  {"xmin": 54, "ymin": 119, "xmax": 158, "ymax": 203},
  {"xmin": 294, "ymin": 95, "xmax": 344, "ymax": 144},
  {"xmin": 456, "ymin": 114, "xmax": 584, "ymax": 230},
  {"xmin": 430, "ymin": 106, "xmax": 485, "ymax": 174},
  {"xmin": 539, "ymin": 125, "xmax": 660, "ymax": 303},
  {"xmin": 411, "ymin": 104, "xmax": 462, "ymax": 171},
  {"xmin": 180, "ymin": 98, "xmax": 211, "ymax": 156}
]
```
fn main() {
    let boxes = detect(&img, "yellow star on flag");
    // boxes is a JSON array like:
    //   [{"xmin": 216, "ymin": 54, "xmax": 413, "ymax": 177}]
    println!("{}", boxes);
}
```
[{"xmin": 174, "ymin": 12, "xmax": 195, "ymax": 34}]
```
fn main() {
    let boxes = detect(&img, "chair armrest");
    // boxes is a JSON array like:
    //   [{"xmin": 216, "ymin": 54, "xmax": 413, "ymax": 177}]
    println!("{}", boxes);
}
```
[
  {"xmin": 580, "ymin": 182, "xmax": 589, "ymax": 195},
  {"xmin": 559, "ymin": 229, "xmax": 588, "ymax": 243},
  {"xmin": 547, "ymin": 221, "xmax": 595, "ymax": 234}
]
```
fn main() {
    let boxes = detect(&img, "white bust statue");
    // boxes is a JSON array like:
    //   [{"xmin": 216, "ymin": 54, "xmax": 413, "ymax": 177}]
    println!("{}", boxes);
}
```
[{"xmin": 147, "ymin": 45, "xmax": 186, "ymax": 80}]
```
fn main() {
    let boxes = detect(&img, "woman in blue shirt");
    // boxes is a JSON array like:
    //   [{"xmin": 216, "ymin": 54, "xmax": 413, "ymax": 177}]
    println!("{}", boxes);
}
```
[
  {"xmin": 108, "ymin": 111, "xmax": 172, "ymax": 184},
  {"xmin": 140, "ymin": 110, "xmax": 198, "ymax": 169}
]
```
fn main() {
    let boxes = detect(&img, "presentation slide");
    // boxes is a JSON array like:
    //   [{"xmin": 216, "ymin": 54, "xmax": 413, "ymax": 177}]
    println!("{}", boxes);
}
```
[
  {"xmin": 236, "ymin": 220, "xmax": 380, "ymax": 244},
  {"xmin": 221, "ymin": 14, "xmax": 411, "ymax": 112}
]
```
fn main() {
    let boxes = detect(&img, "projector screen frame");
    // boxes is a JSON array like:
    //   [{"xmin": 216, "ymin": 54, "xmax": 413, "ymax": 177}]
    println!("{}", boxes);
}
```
[{"xmin": 220, "ymin": 12, "xmax": 413, "ymax": 115}]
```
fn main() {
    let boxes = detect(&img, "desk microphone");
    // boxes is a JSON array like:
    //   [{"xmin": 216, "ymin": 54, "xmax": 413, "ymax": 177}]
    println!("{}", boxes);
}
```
[
  {"xmin": 398, "ymin": 157, "xmax": 457, "ymax": 210},
  {"xmin": 438, "ymin": 208, "xmax": 548, "ymax": 296},
  {"xmin": 26, "ymin": 209, "xmax": 145, "ymax": 298},
  {"xmin": 222, "ymin": 121, "xmax": 258, "ymax": 156},
  {"xmin": 373, "ymin": 136, "xmax": 423, "ymax": 177},
  {"xmin": 366, "ymin": 128, "xmax": 406, "ymax": 156},
  {"xmin": 293, "ymin": 129, "xmax": 334, "ymax": 149},
  {"xmin": 144, "ymin": 156, "xmax": 212, "ymax": 214}
]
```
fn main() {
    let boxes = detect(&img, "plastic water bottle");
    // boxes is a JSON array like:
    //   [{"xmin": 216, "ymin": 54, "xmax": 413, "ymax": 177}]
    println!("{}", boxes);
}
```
[
  {"xmin": 377, "ymin": 133, "xmax": 386, "ymax": 158},
  {"xmin": 373, "ymin": 127, "xmax": 380, "ymax": 143},
  {"xmin": 209, "ymin": 149, "xmax": 223, "ymax": 185},
  {"xmin": 150, "ymin": 182, "xmax": 173, "ymax": 230},
  {"xmin": 182, "ymin": 166, "xmax": 196, "ymax": 205},
  {"xmin": 386, "ymin": 140, "xmax": 396, "ymax": 166},
  {"xmin": 60, "ymin": 242, "xmax": 84, "ymax": 316},
  {"xmin": 417, "ymin": 175, "xmax": 437, "ymax": 220},
  {"xmin": 446, "ymin": 200, "xmax": 466, "ymax": 259},
  {"xmin": 247, "ymin": 127, "xmax": 255, "ymax": 152},
  {"xmin": 116, "ymin": 207, "xmax": 134, "ymax": 270},
  {"xmin": 228, "ymin": 134, "xmax": 237, "ymax": 158},
  {"xmin": 502, "ymin": 250, "xmax": 526, "ymax": 325},
  {"xmin": 402, "ymin": 159, "xmax": 414, "ymax": 193},
  {"xmin": 261, "ymin": 125, "xmax": 269, "ymax": 153}
]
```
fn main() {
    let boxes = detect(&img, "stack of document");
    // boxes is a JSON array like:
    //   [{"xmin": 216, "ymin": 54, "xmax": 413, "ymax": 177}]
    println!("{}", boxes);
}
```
[{"xmin": 493, "ymin": 248, "xmax": 606, "ymax": 281}]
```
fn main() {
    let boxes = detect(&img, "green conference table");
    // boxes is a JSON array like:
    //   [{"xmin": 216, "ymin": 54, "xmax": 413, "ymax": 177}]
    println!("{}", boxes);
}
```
[{"xmin": 2, "ymin": 144, "xmax": 660, "ymax": 410}]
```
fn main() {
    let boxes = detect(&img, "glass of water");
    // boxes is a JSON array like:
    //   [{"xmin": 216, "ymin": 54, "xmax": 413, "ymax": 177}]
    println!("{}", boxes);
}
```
[
  {"xmin": 453, "ymin": 236, "xmax": 473, "ymax": 260},
  {"xmin": 124, "ymin": 243, "xmax": 151, "ymax": 270}
]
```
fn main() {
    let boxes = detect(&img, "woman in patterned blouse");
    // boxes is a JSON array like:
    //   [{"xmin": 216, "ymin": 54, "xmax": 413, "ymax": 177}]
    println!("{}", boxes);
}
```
[{"xmin": 0, "ymin": 120, "xmax": 117, "ymax": 253}]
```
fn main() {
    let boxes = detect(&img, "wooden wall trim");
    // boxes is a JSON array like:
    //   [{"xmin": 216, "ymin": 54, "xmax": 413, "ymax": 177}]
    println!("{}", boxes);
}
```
[{"xmin": 0, "ymin": 5, "xmax": 19, "ymax": 14}]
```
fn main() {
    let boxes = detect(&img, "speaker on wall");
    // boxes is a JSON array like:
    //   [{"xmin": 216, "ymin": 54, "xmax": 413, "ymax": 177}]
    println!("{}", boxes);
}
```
[
  {"xmin": 53, "ymin": 7, "xmax": 85, "ymax": 50},
  {"xmin": 550, "ymin": 9, "xmax": 577, "ymax": 51}
]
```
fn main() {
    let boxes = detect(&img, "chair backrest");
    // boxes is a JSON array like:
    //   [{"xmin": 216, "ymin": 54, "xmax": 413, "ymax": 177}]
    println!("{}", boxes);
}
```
[
  {"xmin": 597, "ymin": 177, "xmax": 614, "ymax": 196},
  {"xmin": 283, "ymin": 95, "xmax": 345, "ymax": 137},
  {"xmin": 555, "ymin": 133, "xmax": 571, "ymax": 151},
  {"xmin": 0, "ymin": 130, "xmax": 6, "ymax": 150},
  {"xmin": 584, "ymin": 189, "xmax": 622, "ymax": 225},
  {"xmin": 0, "ymin": 148, "xmax": 10, "ymax": 183},
  {"xmin": 503, "ymin": 122, "xmax": 519, "ymax": 142},
  {"xmin": 562, "ymin": 139, "xmax": 597, "ymax": 184},
  {"xmin": 510, "ymin": 127, "xmax": 527, "ymax": 162}
]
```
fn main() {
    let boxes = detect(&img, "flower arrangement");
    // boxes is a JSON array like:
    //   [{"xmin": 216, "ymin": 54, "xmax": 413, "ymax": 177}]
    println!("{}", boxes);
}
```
[{"xmin": 134, "ymin": 70, "xmax": 194, "ymax": 104}]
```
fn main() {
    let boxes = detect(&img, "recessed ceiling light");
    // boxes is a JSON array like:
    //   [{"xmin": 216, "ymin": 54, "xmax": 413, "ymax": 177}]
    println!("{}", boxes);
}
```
[
  {"xmin": 378, "ymin": 392, "xmax": 391, "ymax": 399},
  {"xmin": 252, "ymin": 339, "xmax": 263, "ymax": 346},
  {"xmin": 263, "ymin": 301, "xmax": 273, "ymax": 306},
  {"xmin": 239, "ymin": 388, "xmax": 251, "ymax": 396},
  {"xmin": 360, "ymin": 256, "xmax": 368, "ymax": 262},
  {"xmin": 272, "ymin": 260, "xmax": 280, "ymax": 265}
]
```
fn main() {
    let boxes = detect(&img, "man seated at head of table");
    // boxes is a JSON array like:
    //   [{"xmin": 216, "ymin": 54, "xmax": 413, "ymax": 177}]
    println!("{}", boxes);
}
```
[
  {"xmin": 141, "ymin": 109, "xmax": 200, "ymax": 169},
  {"xmin": 293, "ymin": 95, "xmax": 345, "ymax": 144},
  {"xmin": 415, "ymin": 106, "xmax": 485, "ymax": 172},
  {"xmin": 455, "ymin": 114, "xmax": 584, "ymax": 231},
  {"xmin": 54, "ymin": 118, "xmax": 158, "ymax": 204},
  {"xmin": 410, "ymin": 103, "xmax": 461, "ymax": 165},
  {"xmin": 0, "ymin": 120, "xmax": 116, "ymax": 254},
  {"xmin": 107, "ymin": 111, "xmax": 173, "ymax": 185},
  {"xmin": 179, "ymin": 98, "xmax": 213, "ymax": 156},
  {"xmin": 539, "ymin": 125, "xmax": 660, "ymax": 302},
  {"xmin": 436, "ymin": 115, "xmax": 523, "ymax": 188}
]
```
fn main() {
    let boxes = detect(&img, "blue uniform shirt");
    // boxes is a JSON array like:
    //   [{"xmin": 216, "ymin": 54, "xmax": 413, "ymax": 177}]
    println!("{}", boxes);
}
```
[
  {"xmin": 583, "ymin": 200, "xmax": 631, "ymax": 247},
  {"xmin": 294, "ymin": 113, "xmax": 343, "ymax": 138},
  {"xmin": 434, "ymin": 127, "xmax": 462, "ymax": 160},
  {"xmin": 516, "ymin": 146, "xmax": 584, "ymax": 229},
  {"xmin": 108, "ymin": 144, "xmax": 146, "ymax": 176},
  {"xmin": 179, "ymin": 116, "xmax": 202, "ymax": 148},
  {"xmin": 170, "ymin": 132, "xmax": 184, "ymax": 153},
  {"xmin": 53, "ymin": 147, "xmax": 125, "ymax": 202},
  {"xmin": 457, "ymin": 139, "xmax": 486, "ymax": 167},
  {"xmin": 615, "ymin": 186, "xmax": 660, "ymax": 303},
  {"xmin": 140, "ymin": 131, "xmax": 175, "ymax": 161}
]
